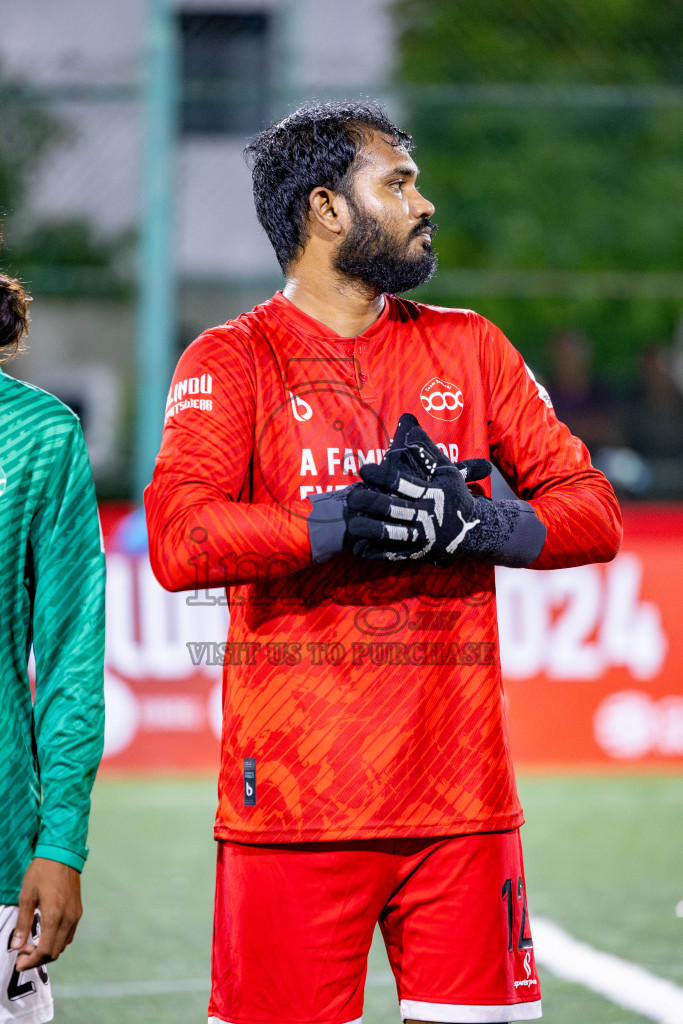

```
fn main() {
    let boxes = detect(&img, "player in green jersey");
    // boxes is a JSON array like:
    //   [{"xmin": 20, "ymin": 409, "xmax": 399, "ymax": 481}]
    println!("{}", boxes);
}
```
[{"xmin": 0, "ymin": 257, "xmax": 105, "ymax": 1023}]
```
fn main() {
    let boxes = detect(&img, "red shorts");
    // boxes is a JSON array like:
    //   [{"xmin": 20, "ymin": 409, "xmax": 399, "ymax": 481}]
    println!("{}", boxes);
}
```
[{"xmin": 208, "ymin": 830, "xmax": 541, "ymax": 1024}]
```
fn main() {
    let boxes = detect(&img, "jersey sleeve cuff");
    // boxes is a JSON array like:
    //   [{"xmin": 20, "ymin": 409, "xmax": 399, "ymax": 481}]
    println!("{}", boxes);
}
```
[
  {"xmin": 33, "ymin": 844, "xmax": 86, "ymax": 873},
  {"xmin": 307, "ymin": 490, "xmax": 349, "ymax": 563},
  {"xmin": 492, "ymin": 499, "xmax": 547, "ymax": 567}
]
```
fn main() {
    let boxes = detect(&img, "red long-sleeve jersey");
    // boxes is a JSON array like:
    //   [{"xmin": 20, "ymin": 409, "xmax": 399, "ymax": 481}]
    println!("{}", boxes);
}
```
[{"xmin": 145, "ymin": 291, "xmax": 621, "ymax": 842}]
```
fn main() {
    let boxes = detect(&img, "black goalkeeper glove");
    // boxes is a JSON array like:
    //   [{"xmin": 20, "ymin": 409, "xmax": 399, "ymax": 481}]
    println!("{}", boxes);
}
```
[
  {"xmin": 345, "ymin": 413, "xmax": 547, "ymax": 567},
  {"xmin": 305, "ymin": 413, "xmax": 438, "ymax": 563}
]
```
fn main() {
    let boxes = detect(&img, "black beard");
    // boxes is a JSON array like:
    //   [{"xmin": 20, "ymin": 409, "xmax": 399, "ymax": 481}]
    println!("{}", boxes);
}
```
[{"xmin": 334, "ymin": 200, "xmax": 438, "ymax": 294}]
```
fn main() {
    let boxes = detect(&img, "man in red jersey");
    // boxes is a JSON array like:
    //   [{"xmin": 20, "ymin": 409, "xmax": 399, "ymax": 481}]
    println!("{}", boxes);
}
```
[{"xmin": 145, "ymin": 101, "xmax": 621, "ymax": 1024}]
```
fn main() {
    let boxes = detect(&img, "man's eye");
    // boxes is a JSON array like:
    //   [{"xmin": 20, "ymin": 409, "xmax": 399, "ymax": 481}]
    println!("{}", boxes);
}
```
[{"xmin": 391, "ymin": 180, "xmax": 405, "ymax": 192}]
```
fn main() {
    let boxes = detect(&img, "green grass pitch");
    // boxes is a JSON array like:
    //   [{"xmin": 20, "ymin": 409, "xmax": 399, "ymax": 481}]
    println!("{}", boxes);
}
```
[{"xmin": 46, "ymin": 774, "xmax": 683, "ymax": 1023}]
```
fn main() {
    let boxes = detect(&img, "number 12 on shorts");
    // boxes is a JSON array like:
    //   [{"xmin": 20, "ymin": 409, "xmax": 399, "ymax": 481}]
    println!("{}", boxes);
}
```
[
  {"xmin": 502, "ymin": 876, "xmax": 533, "ymax": 952},
  {"xmin": 7, "ymin": 915, "xmax": 49, "ymax": 1001}
]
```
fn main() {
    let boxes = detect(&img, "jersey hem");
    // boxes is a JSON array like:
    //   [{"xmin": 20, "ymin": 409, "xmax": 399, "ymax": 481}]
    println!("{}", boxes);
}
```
[
  {"xmin": 208, "ymin": 1017, "xmax": 362, "ymax": 1024},
  {"xmin": 399, "ymin": 997, "xmax": 542, "ymax": 1022},
  {"xmin": 213, "ymin": 812, "xmax": 525, "ymax": 844},
  {"xmin": 0, "ymin": 1006, "xmax": 54, "ymax": 1024}
]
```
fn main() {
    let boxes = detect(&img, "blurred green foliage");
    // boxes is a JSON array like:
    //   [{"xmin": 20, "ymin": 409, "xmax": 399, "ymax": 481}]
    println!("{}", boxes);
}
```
[
  {"xmin": 391, "ymin": 0, "xmax": 683, "ymax": 378},
  {"xmin": 0, "ymin": 74, "xmax": 61, "ymax": 217},
  {"xmin": 393, "ymin": 0, "xmax": 683, "ymax": 84},
  {"xmin": 0, "ymin": 66, "xmax": 132, "ymax": 296}
]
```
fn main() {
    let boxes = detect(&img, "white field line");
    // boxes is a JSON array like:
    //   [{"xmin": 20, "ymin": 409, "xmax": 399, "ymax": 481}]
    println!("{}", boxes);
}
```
[
  {"xmin": 56, "ymin": 977, "xmax": 209, "ymax": 999},
  {"xmin": 533, "ymin": 916, "xmax": 683, "ymax": 1024},
  {"xmin": 54, "ymin": 918, "xmax": 683, "ymax": 1023}
]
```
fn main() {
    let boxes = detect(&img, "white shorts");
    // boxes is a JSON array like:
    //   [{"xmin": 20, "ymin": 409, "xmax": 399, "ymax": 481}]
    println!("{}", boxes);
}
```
[{"xmin": 0, "ymin": 907, "xmax": 53, "ymax": 1024}]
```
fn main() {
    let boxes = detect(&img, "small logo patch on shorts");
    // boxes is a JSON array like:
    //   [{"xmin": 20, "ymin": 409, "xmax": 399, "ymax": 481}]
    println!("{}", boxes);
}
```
[{"xmin": 244, "ymin": 758, "xmax": 256, "ymax": 806}]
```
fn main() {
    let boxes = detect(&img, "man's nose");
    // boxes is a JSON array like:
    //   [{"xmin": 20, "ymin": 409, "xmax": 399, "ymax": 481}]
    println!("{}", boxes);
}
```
[{"xmin": 411, "ymin": 190, "xmax": 435, "ymax": 220}]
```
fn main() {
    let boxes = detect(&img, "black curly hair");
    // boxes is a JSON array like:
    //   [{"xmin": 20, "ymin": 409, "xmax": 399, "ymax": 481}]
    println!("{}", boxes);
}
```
[
  {"xmin": 0, "ymin": 251, "xmax": 31, "ymax": 360},
  {"xmin": 244, "ymin": 100, "xmax": 413, "ymax": 272}
]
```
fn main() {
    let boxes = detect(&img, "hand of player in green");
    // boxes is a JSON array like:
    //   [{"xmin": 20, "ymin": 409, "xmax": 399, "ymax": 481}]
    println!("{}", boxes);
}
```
[{"xmin": 11, "ymin": 858, "xmax": 83, "ymax": 970}]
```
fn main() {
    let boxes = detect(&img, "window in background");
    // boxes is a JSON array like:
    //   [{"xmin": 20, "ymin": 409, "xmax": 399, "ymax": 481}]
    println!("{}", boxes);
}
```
[{"xmin": 179, "ymin": 11, "xmax": 271, "ymax": 134}]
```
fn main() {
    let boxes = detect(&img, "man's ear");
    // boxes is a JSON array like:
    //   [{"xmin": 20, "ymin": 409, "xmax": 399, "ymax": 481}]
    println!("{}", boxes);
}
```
[{"xmin": 308, "ymin": 187, "xmax": 350, "ymax": 238}]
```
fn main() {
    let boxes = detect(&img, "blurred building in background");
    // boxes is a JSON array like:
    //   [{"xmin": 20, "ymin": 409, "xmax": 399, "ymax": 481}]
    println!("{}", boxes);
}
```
[
  {"xmin": 1, "ymin": 0, "xmax": 682, "ymax": 498},
  {"xmin": 1, "ymin": 0, "xmax": 397, "ymax": 493}
]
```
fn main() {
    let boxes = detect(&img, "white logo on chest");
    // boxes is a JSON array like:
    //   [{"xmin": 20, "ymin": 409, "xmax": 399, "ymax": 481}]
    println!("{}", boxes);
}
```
[{"xmin": 289, "ymin": 391, "xmax": 313, "ymax": 421}]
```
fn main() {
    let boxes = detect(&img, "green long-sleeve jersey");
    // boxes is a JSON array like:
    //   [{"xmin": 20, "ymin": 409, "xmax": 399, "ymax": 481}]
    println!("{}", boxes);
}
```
[{"xmin": 0, "ymin": 367, "xmax": 105, "ymax": 904}]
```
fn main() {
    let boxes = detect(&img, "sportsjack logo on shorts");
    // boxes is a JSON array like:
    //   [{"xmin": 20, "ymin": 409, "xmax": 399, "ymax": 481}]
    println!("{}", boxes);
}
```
[{"xmin": 514, "ymin": 951, "xmax": 538, "ymax": 989}]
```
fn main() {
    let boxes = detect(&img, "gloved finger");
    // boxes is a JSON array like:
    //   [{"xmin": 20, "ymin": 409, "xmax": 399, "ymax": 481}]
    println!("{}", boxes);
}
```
[
  {"xmin": 347, "ymin": 512, "xmax": 423, "ymax": 546},
  {"xmin": 359, "ymin": 412, "xmax": 423, "ymax": 489},
  {"xmin": 346, "ymin": 486, "xmax": 395, "ymax": 517},
  {"xmin": 359, "ymin": 454, "xmax": 433, "ymax": 490},
  {"xmin": 454, "ymin": 458, "xmax": 492, "ymax": 483},
  {"xmin": 352, "ymin": 531, "xmax": 431, "ymax": 561},
  {"xmin": 391, "ymin": 411, "xmax": 421, "ymax": 441},
  {"xmin": 352, "ymin": 539, "xmax": 414, "ymax": 561},
  {"xmin": 405, "ymin": 425, "xmax": 451, "ymax": 474},
  {"xmin": 347, "ymin": 515, "xmax": 392, "ymax": 542},
  {"xmin": 358, "ymin": 459, "xmax": 395, "ymax": 488},
  {"xmin": 347, "ymin": 488, "xmax": 428, "ymax": 524}
]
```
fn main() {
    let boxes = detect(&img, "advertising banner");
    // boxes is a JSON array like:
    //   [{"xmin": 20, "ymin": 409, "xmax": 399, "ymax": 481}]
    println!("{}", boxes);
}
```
[{"xmin": 99, "ymin": 504, "xmax": 683, "ymax": 772}]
